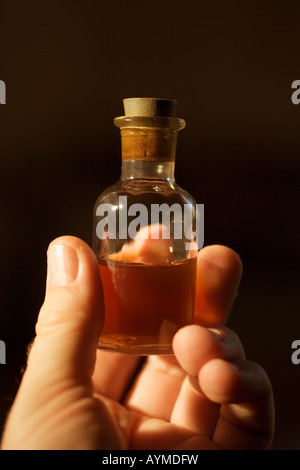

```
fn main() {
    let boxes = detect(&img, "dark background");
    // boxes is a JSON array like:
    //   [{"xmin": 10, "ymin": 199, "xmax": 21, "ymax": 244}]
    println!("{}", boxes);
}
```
[{"xmin": 0, "ymin": 0, "xmax": 299, "ymax": 449}]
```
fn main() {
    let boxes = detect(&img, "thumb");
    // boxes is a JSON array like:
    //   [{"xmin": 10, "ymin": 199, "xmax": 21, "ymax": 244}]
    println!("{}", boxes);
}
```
[{"xmin": 28, "ymin": 236, "xmax": 104, "ymax": 384}]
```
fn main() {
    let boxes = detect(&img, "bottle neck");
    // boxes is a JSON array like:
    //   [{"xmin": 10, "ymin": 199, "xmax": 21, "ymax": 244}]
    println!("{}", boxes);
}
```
[
  {"xmin": 121, "ymin": 160, "xmax": 175, "ymax": 180},
  {"xmin": 114, "ymin": 116, "xmax": 185, "ymax": 181},
  {"xmin": 120, "ymin": 126, "xmax": 178, "ymax": 180},
  {"xmin": 120, "ymin": 127, "xmax": 178, "ymax": 162}
]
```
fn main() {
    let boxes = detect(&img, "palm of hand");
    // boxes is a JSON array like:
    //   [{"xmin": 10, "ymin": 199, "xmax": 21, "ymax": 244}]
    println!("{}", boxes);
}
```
[{"xmin": 92, "ymin": 352, "xmax": 220, "ymax": 450}]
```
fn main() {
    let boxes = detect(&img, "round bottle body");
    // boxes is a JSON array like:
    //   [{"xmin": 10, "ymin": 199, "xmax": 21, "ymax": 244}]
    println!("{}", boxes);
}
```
[{"xmin": 93, "ymin": 167, "xmax": 198, "ymax": 355}]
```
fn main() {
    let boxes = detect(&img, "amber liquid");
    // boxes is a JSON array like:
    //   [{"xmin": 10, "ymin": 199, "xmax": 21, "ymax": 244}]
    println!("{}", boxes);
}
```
[{"xmin": 98, "ymin": 258, "xmax": 197, "ymax": 355}]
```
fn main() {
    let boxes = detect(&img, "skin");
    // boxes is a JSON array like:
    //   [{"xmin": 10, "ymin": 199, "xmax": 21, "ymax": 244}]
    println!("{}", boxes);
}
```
[{"xmin": 0, "ymin": 237, "xmax": 275, "ymax": 450}]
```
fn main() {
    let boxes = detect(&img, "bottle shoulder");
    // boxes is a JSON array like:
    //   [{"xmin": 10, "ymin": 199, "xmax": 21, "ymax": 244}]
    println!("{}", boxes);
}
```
[
  {"xmin": 171, "ymin": 181, "xmax": 197, "ymax": 205},
  {"xmin": 94, "ymin": 178, "xmax": 196, "ymax": 207}
]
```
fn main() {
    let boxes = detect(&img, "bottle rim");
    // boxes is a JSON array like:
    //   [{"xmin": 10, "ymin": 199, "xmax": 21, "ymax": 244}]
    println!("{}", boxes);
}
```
[{"xmin": 114, "ymin": 115, "xmax": 186, "ymax": 131}]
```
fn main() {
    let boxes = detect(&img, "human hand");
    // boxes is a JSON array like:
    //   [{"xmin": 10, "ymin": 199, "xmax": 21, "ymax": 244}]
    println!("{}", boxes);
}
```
[{"xmin": 1, "ymin": 236, "xmax": 274, "ymax": 449}]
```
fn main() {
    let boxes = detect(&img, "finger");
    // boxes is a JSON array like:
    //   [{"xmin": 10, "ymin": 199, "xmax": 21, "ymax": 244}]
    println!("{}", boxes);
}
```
[
  {"xmin": 123, "ymin": 355, "xmax": 186, "ymax": 421},
  {"xmin": 92, "ymin": 350, "xmax": 142, "ymax": 401},
  {"xmin": 27, "ymin": 236, "xmax": 104, "ymax": 385},
  {"xmin": 173, "ymin": 324, "xmax": 245, "ymax": 377},
  {"xmin": 1, "ymin": 237, "xmax": 127, "ymax": 450},
  {"xmin": 200, "ymin": 359, "xmax": 275, "ymax": 449},
  {"xmin": 195, "ymin": 245, "xmax": 243, "ymax": 325},
  {"xmin": 171, "ymin": 324, "xmax": 245, "ymax": 437}
]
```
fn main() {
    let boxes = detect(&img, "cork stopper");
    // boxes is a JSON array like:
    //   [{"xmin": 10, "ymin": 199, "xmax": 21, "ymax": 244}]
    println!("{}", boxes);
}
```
[
  {"xmin": 123, "ymin": 98, "xmax": 178, "ymax": 118},
  {"xmin": 115, "ymin": 98, "xmax": 184, "ymax": 162}
]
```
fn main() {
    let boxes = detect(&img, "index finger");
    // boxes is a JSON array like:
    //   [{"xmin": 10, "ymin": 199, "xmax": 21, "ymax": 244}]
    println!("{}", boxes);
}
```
[{"xmin": 195, "ymin": 245, "xmax": 243, "ymax": 325}]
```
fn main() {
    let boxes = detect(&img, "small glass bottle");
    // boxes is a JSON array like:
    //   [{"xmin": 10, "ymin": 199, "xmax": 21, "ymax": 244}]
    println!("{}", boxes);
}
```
[{"xmin": 93, "ymin": 98, "xmax": 200, "ymax": 355}]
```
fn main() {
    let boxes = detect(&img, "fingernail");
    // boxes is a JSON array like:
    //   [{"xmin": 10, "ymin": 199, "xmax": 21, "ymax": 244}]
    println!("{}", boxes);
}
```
[
  {"xmin": 229, "ymin": 361, "xmax": 242, "ymax": 372},
  {"xmin": 47, "ymin": 243, "xmax": 79, "ymax": 288},
  {"xmin": 208, "ymin": 327, "xmax": 225, "ymax": 342}
]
